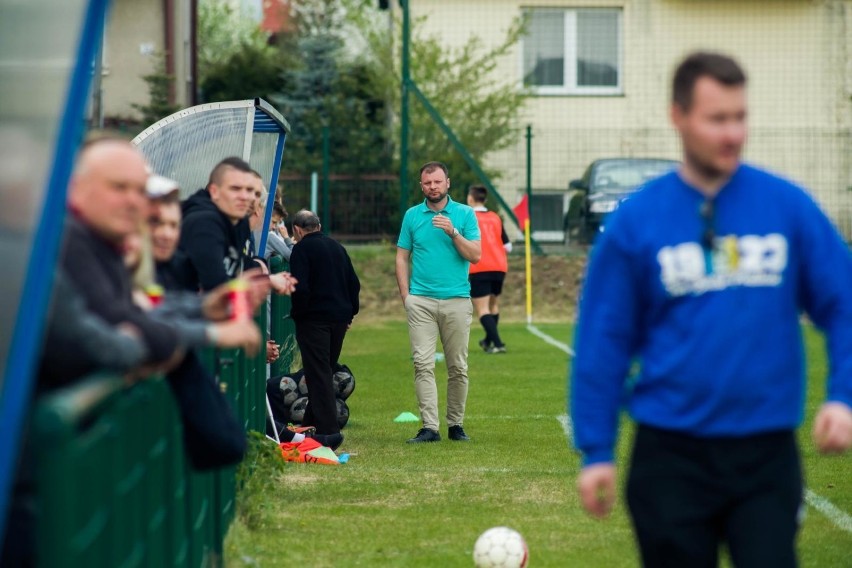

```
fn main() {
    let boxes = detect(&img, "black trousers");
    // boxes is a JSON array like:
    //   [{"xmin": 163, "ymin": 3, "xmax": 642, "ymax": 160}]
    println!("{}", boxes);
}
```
[
  {"xmin": 295, "ymin": 320, "xmax": 348, "ymax": 435},
  {"xmin": 626, "ymin": 425, "xmax": 802, "ymax": 568}
]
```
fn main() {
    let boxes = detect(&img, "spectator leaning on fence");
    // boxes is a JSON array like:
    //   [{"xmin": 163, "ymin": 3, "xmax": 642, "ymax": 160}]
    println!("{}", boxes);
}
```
[
  {"xmin": 147, "ymin": 175, "xmax": 192, "ymax": 291},
  {"xmin": 176, "ymin": 157, "xmax": 296, "ymax": 296},
  {"xmin": 140, "ymin": 176, "xmax": 266, "ymax": 354},
  {"xmin": 246, "ymin": 170, "xmax": 267, "ymax": 258},
  {"xmin": 570, "ymin": 51, "xmax": 852, "ymax": 567},
  {"xmin": 62, "ymin": 137, "xmax": 184, "ymax": 373}
]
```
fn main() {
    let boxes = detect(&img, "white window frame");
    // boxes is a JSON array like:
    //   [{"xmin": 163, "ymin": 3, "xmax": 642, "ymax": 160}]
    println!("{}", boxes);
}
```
[{"xmin": 520, "ymin": 7, "xmax": 623, "ymax": 96}]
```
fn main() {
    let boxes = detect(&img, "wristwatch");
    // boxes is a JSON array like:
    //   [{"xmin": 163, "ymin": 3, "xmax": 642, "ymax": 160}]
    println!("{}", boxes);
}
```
[{"xmin": 451, "ymin": 228, "xmax": 460, "ymax": 239}]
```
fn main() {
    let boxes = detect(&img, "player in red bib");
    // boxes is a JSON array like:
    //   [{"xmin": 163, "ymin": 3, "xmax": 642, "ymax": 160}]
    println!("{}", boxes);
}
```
[{"xmin": 467, "ymin": 185, "xmax": 512, "ymax": 354}]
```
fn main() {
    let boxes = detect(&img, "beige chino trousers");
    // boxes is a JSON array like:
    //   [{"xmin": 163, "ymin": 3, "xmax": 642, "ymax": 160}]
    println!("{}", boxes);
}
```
[{"xmin": 404, "ymin": 294, "xmax": 473, "ymax": 432}]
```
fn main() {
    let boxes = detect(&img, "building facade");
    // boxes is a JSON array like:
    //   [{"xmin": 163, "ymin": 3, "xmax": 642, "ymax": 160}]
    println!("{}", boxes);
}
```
[{"xmin": 407, "ymin": 0, "xmax": 852, "ymax": 239}]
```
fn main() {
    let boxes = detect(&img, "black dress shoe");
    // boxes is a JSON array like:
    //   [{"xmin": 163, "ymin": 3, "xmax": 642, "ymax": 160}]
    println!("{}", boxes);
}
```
[
  {"xmin": 310, "ymin": 432, "xmax": 344, "ymax": 450},
  {"xmin": 448, "ymin": 425, "xmax": 470, "ymax": 441},
  {"xmin": 407, "ymin": 428, "xmax": 441, "ymax": 443}
]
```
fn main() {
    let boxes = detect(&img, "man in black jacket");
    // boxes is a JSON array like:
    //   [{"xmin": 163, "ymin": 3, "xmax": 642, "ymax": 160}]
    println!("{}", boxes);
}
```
[
  {"xmin": 63, "ymin": 138, "xmax": 183, "ymax": 372},
  {"xmin": 289, "ymin": 210, "xmax": 360, "ymax": 446}
]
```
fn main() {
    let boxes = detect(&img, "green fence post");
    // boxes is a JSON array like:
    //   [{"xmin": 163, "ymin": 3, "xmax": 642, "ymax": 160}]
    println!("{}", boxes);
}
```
[
  {"xmin": 526, "ymin": 124, "xmax": 533, "ymax": 218},
  {"xmin": 269, "ymin": 256, "xmax": 297, "ymax": 377},
  {"xmin": 400, "ymin": 0, "xmax": 411, "ymax": 218},
  {"xmin": 322, "ymin": 125, "xmax": 330, "ymax": 231}
]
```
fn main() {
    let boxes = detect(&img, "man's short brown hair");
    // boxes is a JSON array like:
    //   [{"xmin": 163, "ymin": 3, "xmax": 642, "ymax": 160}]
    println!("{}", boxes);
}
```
[
  {"xmin": 419, "ymin": 161, "xmax": 449, "ymax": 178},
  {"xmin": 207, "ymin": 156, "xmax": 253, "ymax": 187},
  {"xmin": 672, "ymin": 52, "xmax": 747, "ymax": 111}
]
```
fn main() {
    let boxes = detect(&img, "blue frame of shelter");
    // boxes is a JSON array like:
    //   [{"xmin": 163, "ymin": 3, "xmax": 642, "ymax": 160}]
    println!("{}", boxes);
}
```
[{"xmin": 0, "ymin": 0, "xmax": 113, "ymax": 542}]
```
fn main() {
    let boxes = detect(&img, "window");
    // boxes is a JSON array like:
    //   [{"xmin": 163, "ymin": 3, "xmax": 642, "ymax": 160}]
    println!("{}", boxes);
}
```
[{"xmin": 522, "ymin": 7, "xmax": 622, "ymax": 95}]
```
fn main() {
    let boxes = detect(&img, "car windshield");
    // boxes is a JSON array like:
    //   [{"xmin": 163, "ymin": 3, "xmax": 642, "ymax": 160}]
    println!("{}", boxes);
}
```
[{"xmin": 591, "ymin": 159, "xmax": 678, "ymax": 193}]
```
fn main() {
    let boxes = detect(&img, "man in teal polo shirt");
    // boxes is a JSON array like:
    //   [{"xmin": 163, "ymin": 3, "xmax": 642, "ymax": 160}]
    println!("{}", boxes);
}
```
[{"xmin": 395, "ymin": 161, "xmax": 482, "ymax": 443}]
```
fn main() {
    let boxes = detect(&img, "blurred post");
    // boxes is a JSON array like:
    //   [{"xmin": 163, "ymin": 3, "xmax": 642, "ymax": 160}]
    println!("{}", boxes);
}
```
[
  {"xmin": 310, "ymin": 171, "xmax": 318, "ymax": 212},
  {"xmin": 399, "ymin": 0, "xmax": 410, "ymax": 221},
  {"xmin": 524, "ymin": 218, "xmax": 532, "ymax": 325},
  {"xmin": 321, "ymin": 125, "xmax": 330, "ymax": 230},
  {"xmin": 525, "ymin": 125, "xmax": 532, "ymax": 207}
]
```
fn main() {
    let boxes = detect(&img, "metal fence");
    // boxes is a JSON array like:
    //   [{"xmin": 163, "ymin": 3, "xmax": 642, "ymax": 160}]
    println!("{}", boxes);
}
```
[
  {"xmin": 278, "ymin": 124, "xmax": 852, "ymax": 244},
  {"xmin": 385, "ymin": 0, "xmax": 852, "ymax": 243},
  {"xmin": 495, "ymin": 126, "xmax": 852, "ymax": 241},
  {"xmin": 277, "ymin": 174, "xmax": 400, "ymax": 242}
]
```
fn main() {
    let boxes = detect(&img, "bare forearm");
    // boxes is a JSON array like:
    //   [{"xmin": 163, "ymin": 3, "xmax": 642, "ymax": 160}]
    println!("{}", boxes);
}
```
[
  {"xmin": 395, "ymin": 250, "xmax": 410, "ymax": 299},
  {"xmin": 454, "ymin": 236, "xmax": 481, "ymax": 264}
]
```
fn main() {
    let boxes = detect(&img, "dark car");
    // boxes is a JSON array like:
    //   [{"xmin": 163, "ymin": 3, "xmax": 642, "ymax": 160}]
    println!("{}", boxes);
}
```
[{"xmin": 563, "ymin": 157, "xmax": 679, "ymax": 244}]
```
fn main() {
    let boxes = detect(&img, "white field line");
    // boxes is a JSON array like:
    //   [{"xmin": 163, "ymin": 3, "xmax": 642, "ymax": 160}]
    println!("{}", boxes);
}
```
[
  {"xmin": 805, "ymin": 489, "xmax": 852, "ymax": 534},
  {"xmin": 524, "ymin": 324, "xmax": 575, "ymax": 443},
  {"xmin": 526, "ymin": 324, "xmax": 575, "ymax": 357},
  {"xmin": 527, "ymin": 322, "xmax": 852, "ymax": 535},
  {"xmin": 556, "ymin": 414, "xmax": 573, "ymax": 442}
]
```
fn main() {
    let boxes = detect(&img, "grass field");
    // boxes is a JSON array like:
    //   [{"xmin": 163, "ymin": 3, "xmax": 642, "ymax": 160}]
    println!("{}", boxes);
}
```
[{"xmin": 224, "ymin": 321, "xmax": 852, "ymax": 567}]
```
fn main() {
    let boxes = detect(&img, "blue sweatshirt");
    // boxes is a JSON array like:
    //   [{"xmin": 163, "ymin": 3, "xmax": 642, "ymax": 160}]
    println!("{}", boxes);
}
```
[{"xmin": 570, "ymin": 164, "xmax": 852, "ymax": 466}]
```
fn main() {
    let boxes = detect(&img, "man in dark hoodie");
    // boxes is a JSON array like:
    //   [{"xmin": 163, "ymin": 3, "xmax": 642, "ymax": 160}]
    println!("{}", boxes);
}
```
[
  {"xmin": 289, "ymin": 210, "xmax": 360, "ymax": 448},
  {"xmin": 179, "ymin": 157, "xmax": 255, "ymax": 292}
]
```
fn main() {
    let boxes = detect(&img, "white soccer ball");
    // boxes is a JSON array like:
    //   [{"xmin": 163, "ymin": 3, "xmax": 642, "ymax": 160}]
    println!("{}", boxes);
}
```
[
  {"xmin": 472, "ymin": 526, "xmax": 529, "ymax": 568},
  {"xmin": 278, "ymin": 376, "xmax": 299, "ymax": 406}
]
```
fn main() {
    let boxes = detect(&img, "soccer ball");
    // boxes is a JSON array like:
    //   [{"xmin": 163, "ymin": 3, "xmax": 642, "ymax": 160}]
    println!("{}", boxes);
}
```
[
  {"xmin": 472, "ymin": 527, "xmax": 528, "ymax": 568},
  {"xmin": 290, "ymin": 396, "xmax": 309, "ymax": 424},
  {"xmin": 332, "ymin": 367, "xmax": 355, "ymax": 400},
  {"xmin": 278, "ymin": 376, "xmax": 299, "ymax": 406},
  {"xmin": 336, "ymin": 397, "xmax": 350, "ymax": 429}
]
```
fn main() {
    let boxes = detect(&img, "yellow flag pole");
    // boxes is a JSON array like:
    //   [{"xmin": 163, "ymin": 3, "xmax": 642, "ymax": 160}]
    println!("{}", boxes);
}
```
[{"xmin": 524, "ymin": 218, "xmax": 532, "ymax": 325}]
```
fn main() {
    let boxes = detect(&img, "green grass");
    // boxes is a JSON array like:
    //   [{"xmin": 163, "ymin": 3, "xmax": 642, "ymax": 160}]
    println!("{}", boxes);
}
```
[{"xmin": 225, "ymin": 322, "xmax": 852, "ymax": 567}]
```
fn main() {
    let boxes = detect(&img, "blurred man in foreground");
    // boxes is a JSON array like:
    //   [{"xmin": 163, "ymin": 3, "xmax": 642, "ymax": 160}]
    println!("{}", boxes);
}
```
[{"xmin": 571, "ymin": 52, "xmax": 852, "ymax": 567}]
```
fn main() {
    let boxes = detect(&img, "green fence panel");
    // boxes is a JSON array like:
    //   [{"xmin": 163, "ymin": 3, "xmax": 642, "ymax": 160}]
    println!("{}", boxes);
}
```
[
  {"xmin": 252, "ymin": 307, "xmax": 268, "ymax": 431},
  {"xmin": 269, "ymin": 257, "xmax": 298, "ymax": 377},
  {"xmin": 166, "ymin": 393, "xmax": 190, "ymax": 567},
  {"xmin": 33, "ymin": 377, "xmax": 184, "ymax": 568},
  {"xmin": 30, "ymin": 286, "xmax": 296, "ymax": 567},
  {"xmin": 34, "ymin": 378, "xmax": 122, "ymax": 567},
  {"xmin": 184, "ymin": 469, "xmax": 216, "ymax": 567}
]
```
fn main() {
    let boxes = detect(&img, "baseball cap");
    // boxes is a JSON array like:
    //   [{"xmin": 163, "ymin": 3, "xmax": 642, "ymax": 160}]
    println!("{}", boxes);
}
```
[{"xmin": 146, "ymin": 174, "xmax": 180, "ymax": 199}]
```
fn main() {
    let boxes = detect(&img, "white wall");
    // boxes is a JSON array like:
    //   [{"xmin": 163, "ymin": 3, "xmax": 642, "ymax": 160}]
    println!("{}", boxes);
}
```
[{"xmin": 409, "ymin": 0, "xmax": 852, "ymax": 236}]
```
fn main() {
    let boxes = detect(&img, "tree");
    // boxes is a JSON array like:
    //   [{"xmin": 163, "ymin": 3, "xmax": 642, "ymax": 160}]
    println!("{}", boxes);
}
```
[
  {"xmin": 345, "ymin": 1, "xmax": 529, "ymax": 204},
  {"xmin": 131, "ymin": 54, "xmax": 181, "ymax": 126},
  {"xmin": 197, "ymin": 0, "xmax": 273, "ymax": 85},
  {"xmin": 197, "ymin": 0, "xmax": 294, "ymax": 103},
  {"xmin": 201, "ymin": 41, "xmax": 288, "ymax": 103},
  {"xmin": 270, "ymin": 0, "xmax": 393, "ymax": 176}
]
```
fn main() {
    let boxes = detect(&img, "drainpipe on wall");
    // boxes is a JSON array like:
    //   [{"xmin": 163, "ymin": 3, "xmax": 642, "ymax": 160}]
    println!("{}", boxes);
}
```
[
  {"xmin": 190, "ymin": 0, "xmax": 198, "ymax": 105},
  {"xmin": 163, "ymin": 0, "xmax": 175, "ymax": 105}
]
